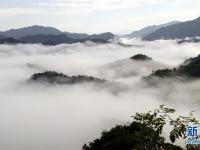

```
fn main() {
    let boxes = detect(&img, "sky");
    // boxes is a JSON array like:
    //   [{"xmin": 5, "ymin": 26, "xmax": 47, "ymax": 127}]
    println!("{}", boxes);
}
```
[{"xmin": 0, "ymin": 0, "xmax": 200, "ymax": 34}]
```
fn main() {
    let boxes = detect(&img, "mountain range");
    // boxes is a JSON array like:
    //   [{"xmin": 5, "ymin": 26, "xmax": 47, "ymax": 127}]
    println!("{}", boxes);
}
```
[
  {"xmin": 19, "ymin": 33, "xmax": 114, "ymax": 45},
  {"xmin": 147, "ymin": 54, "xmax": 200, "ymax": 80},
  {"xmin": 0, "ymin": 25, "xmax": 62, "ymax": 39},
  {"xmin": 0, "ymin": 25, "xmax": 115, "ymax": 45},
  {"xmin": 126, "ymin": 21, "xmax": 180, "ymax": 38},
  {"xmin": 0, "ymin": 16, "xmax": 200, "ymax": 44},
  {"xmin": 143, "ymin": 17, "xmax": 200, "ymax": 41},
  {"xmin": 0, "ymin": 35, "xmax": 6, "ymax": 39}
]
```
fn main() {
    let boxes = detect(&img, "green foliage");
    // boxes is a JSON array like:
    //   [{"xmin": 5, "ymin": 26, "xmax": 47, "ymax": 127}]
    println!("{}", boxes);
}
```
[
  {"xmin": 82, "ymin": 122, "xmax": 182, "ymax": 150},
  {"xmin": 149, "ymin": 55, "xmax": 200, "ymax": 79},
  {"xmin": 133, "ymin": 105, "xmax": 175, "ymax": 135},
  {"xmin": 133, "ymin": 105, "xmax": 200, "ymax": 150},
  {"xmin": 82, "ymin": 105, "xmax": 200, "ymax": 150}
]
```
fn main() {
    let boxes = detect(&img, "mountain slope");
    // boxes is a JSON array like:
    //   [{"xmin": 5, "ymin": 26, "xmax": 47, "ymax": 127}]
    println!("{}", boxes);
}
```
[
  {"xmin": 143, "ymin": 17, "xmax": 200, "ymax": 41},
  {"xmin": 30, "ymin": 71, "xmax": 106, "ymax": 84},
  {"xmin": 0, "ymin": 37, "xmax": 25, "ymax": 44},
  {"xmin": 127, "ymin": 21, "xmax": 180, "ymax": 38},
  {"xmin": 148, "ymin": 54, "xmax": 200, "ymax": 79},
  {"xmin": 19, "ymin": 33, "xmax": 115, "ymax": 45},
  {"xmin": 64, "ymin": 32, "xmax": 90, "ymax": 39},
  {"xmin": 0, "ymin": 35, "xmax": 5, "ymax": 39},
  {"xmin": 1, "ymin": 25, "xmax": 62, "ymax": 38},
  {"xmin": 90, "ymin": 32, "xmax": 115, "ymax": 41},
  {"xmin": 64, "ymin": 32, "xmax": 115, "ymax": 40},
  {"xmin": 0, "ymin": 25, "xmax": 115, "ymax": 44},
  {"xmin": 19, "ymin": 34, "xmax": 78, "ymax": 45}
]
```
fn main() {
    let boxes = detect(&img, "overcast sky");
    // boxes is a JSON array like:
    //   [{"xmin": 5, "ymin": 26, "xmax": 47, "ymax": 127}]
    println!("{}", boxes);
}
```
[{"xmin": 0, "ymin": 0, "xmax": 200, "ymax": 34}]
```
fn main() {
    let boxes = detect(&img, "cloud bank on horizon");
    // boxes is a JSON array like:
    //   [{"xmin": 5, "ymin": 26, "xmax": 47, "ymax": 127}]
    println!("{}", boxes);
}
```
[{"xmin": 0, "ymin": 0, "xmax": 200, "ymax": 33}]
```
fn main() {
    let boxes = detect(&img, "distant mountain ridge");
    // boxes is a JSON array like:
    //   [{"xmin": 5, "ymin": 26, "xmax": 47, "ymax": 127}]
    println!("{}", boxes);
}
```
[
  {"xmin": 0, "ymin": 25, "xmax": 115, "ymax": 45},
  {"xmin": 19, "ymin": 33, "xmax": 114, "ymax": 45},
  {"xmin": 126, "ymin": 21, "xmax": 180, "ymax": 38},
  {"xmin": 1, "ymin": 16, "xmax": 200, "ymax": 44},
  {"xmin": 64, "ymin": 32, "xmax": 90, "ymax": 39},
  {"xmin": 0, "ymin": 25, "xmax": 114, "ymax": 39},
  {"xmin": 19, "ymin": 34, "xmax": 79, "ymax": 45},
  {"xmin": 0, "ymin": 35, "xmax": 5, "ymax": 39},
  {"xmin": 143, "ymin": 17, "xmax": 200, "ymax": 41},
  {"xmin": 1, "ymin": 25, "xmax": 62, "ymax": 39},
  {"xmin": 0, "ymin": 37, "xmax": 25, "ymax": 44}
]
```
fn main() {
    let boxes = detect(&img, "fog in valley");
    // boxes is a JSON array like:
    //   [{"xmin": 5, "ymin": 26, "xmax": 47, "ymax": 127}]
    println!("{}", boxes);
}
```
[{"xmin": 0, "ymin": 40, "xmax": 200, "ymax": 150}]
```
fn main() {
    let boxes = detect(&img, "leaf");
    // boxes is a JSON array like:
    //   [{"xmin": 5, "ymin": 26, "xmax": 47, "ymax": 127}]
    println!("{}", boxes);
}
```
[
  {"xmin": 178, "ymin": 130, "xmax": 182, "ymax": 137},
  {"xmin": 170, "ymin": 134, "xmax": 176, "ymax": 143}
]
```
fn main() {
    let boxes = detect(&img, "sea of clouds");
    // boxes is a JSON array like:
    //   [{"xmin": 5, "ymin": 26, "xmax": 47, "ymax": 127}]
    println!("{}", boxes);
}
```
[{"xmin": 0, "ymin": 39, "xmax": 200, "ymax": 150}]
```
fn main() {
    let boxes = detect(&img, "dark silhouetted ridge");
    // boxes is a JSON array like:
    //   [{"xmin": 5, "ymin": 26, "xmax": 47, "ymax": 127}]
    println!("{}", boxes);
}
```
[
  {"xmin": 82, "ymin": 121, "xmax": 183, "ymax": 150},
  {"xmin": 148, "ymin": 55, "xmax": 200, "ymax": 78},
  {"xmin": 30, "ymin": 71, "xmax": 106, "ymax": 84},
  {"xmin": 130, "ymin": 54, "xmax": 152, "ymax": 61},
  {"xmin": 0, "ymin": 37, "xmax": 25, "ymax": 44}
]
